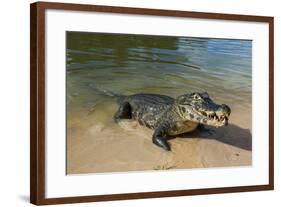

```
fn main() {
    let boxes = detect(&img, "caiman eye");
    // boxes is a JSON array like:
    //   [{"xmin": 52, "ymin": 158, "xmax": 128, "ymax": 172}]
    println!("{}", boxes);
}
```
[{"xmin": 194, "ymin": 94, "xmax": 201, "ymax": 100}]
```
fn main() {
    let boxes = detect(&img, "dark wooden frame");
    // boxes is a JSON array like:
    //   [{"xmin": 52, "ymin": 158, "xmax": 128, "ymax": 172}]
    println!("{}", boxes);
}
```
[{"xmin": 30, "ymin": 1, "xmax": 274, "ymax": 205}]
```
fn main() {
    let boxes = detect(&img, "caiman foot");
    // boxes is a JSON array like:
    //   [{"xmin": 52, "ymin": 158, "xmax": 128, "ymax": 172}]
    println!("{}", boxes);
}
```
[{"xmin": 152, "ymin": 136, "xmax": 171, "ymax": 151}]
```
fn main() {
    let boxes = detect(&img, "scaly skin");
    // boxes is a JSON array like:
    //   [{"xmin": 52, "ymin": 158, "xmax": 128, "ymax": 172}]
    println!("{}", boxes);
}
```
[{"xmin": 114, "ymin": 92, "xmax": 231, "ymax": 151}]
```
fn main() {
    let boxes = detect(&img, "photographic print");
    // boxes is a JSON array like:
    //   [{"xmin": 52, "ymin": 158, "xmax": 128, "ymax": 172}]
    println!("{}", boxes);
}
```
[
  {"xmin": 66, "ymin": 32, "xmax": 252, "ymax": 174},
  {"xmin": 30, "ymin": 2, "xmax": 273, "ymax": 204}
]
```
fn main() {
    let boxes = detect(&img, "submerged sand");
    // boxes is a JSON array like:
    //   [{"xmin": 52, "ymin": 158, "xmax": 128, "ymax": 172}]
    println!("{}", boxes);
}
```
[{"xmin": 67, "ymin": 100, "xmax": 252, "ymax": 174}]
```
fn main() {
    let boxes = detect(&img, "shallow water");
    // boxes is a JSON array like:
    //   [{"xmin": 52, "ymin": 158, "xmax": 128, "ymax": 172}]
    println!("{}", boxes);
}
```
[{"xmin": 66, "ymin": 32, "xmax": 252, "ymax": 174}]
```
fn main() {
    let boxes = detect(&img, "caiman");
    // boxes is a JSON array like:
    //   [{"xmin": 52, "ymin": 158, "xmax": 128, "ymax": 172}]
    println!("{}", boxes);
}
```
[{"xmin": 114, "ymin": 92, "xmax": 231, "ymax": 151}]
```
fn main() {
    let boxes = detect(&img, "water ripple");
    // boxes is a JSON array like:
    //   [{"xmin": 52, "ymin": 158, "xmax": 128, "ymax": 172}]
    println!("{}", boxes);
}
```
[{"xmin": 66, "ymin": 32, "xmax": 252, "ymax": 110}]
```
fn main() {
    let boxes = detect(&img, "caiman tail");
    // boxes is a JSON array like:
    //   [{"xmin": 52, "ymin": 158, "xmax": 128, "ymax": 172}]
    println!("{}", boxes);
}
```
[{"xmin": 93, "ymin": 86, "xmax": 126, "ymax": 104}]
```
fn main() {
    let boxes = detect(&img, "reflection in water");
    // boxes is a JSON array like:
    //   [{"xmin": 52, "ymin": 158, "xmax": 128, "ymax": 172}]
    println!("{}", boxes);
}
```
[
  {"xmin": 66, "ymin": 32, "xmax": 252, "ymax": 174},
  {"xmin": 67, "ymin": 32, "xmax": 251, "ymax": 116}
]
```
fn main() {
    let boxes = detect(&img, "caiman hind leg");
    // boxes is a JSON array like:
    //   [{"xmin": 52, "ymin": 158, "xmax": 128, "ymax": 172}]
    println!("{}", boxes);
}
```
[
  {"xmin": 152, "ymin": 126, "xmax": 171, "ymax": 151},
  {"xmin": 114, "ymin": 102, "xmax": 132, "ymax": 122}
]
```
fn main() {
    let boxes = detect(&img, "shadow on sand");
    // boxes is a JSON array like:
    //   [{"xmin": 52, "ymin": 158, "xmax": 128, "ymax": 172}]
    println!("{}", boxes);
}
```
[{"xmin": 177, "ymin": 124, "xmax": 252, "ymax": 151}]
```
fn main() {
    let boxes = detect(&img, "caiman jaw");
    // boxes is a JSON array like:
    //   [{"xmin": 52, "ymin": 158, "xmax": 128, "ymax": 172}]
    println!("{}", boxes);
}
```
[
  {"xmin": 176, "ymin": 92, "xmax": 231, "ymax": 128},
  {"xmin": 199, "ymin": 110, "xmax": 229, "ymax": 127}
]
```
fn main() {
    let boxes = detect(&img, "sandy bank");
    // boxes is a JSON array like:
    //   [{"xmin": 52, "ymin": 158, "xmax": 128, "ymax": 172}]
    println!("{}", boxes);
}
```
[{"xmin": 67, "ymin": 101, "xmax": 252, "ymax": 174}]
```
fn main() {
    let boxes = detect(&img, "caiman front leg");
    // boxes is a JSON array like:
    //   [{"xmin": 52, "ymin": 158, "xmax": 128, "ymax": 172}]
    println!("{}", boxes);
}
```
[{"xmin": 152, "ymin": 124, "xmax": 171, "ymax": 151}]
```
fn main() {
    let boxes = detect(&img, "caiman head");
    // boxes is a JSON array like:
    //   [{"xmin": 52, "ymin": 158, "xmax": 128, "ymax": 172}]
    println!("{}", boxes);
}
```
[{"xmin": 175, "ymin": 92, "xmax": 231, "ymax": 127}]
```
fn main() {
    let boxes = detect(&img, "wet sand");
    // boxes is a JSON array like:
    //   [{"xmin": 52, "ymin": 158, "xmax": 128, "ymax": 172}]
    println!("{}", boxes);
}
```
[{"xmin": 67, "ymin": 100, "xmax": 252, "ymax": 174}]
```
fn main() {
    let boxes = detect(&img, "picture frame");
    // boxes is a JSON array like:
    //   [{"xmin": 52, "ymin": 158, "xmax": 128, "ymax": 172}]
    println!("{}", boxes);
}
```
[{"xmin": 30, "ymin": 1, "xmax": 274, "ymax": 205}]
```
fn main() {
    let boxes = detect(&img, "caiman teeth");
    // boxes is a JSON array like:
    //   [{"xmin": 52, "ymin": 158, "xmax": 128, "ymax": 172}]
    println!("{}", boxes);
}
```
[
  {"xmin": 205, "ymin": 113, "xmax": 228, "ymax": 122},
  {"xmin": 218, "ymin": 115, "xmax": 228, "ymax": 122},
  {"xmin": 207, "ymin": 113, "xmax": 215, "ymax": 119},
  {"xmin": 211, "ymin": 114, "xmax": 217, "ymax": 120}
]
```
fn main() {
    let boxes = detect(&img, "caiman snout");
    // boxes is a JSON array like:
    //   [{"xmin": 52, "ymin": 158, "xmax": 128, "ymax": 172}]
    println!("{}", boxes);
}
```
[
  {"xmin": 198, "ymin": 103, "xmax": 231, "ymax": 127},
  {"xmin": 217, "ymin": 104, "xmax": 231, "ymax": 117}
]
